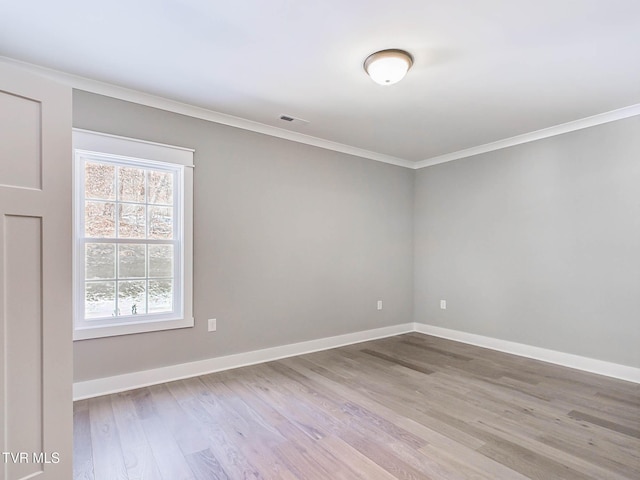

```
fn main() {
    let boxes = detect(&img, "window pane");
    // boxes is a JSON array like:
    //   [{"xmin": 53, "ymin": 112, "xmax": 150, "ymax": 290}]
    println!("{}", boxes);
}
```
[
  {"xmin": 149, "ymin": 206, "xmax": 173, "ymax": 239},
  {"xmin": 119, "ymin": 244, "xmax": 146, "ymax": 278},
  {"xmin": 85, "ymin": 201, "xmax": 116, "ymax": 237},
  {"xmin": 119, "ymin": 204, "xmax": 146, "ymax": 238},
  {"xmin": 118, "ymin": 166, "xmax": 146, "ymax": 203},
  {"xmin": 149, "ymin": 245, "xmax": 173, "ymax": 278},
  {"xmin": 85, "ymin": 281, "xmax": 116, "ymax": 319},
  {"xmin": 118, "ymin": 280, "xmax": 147, "ymax": 316},
  {"xmin": 85, "ymin": 162, "xmax": 115, "ymax": 200},
  {"xmin": 86, "ymin": 243, "xmax": 115, "ymax": 280},
  {"xmin": 149, "ymin": 280, "xmax": 173, "ymax": 313},
  {"xmin": 148, "ymin": 170, "xmax": 173, "ymax": 205}
]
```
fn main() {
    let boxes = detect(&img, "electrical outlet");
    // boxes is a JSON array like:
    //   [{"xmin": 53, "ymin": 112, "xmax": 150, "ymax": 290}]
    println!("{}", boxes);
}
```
[
  {"xmin": 440, "ymin": 300, "xmax": 447, "ymax": 310},
  {"xmin": 377, "ymin": 300, "xmax": 383, "ymax": 310},
  {"xmin": 208, "ymin": 318, "xmax": 217, "ymax": 332}
]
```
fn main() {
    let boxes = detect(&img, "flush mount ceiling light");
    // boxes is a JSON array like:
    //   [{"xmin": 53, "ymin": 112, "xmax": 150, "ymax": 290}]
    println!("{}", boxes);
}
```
[{"xmin": 364, "ymin": 49, "xmax": 413, "ymax": 85}]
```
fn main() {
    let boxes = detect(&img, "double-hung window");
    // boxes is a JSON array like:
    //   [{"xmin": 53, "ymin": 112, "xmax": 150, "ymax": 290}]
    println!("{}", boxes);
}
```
[{"xmin": 73, "ymin": 130, "xmax": 193, "ymax": 340}]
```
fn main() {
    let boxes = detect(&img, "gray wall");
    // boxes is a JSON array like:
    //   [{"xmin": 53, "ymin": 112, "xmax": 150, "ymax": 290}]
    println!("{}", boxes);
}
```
[
  {"xmin": 73, "ymin": 91, "xmax": 415, "ymax": 382},
  {"xmin": 74, "ymin": 89, "xmax": 639, "ymax": 381},
  {"xmin": 414, "ymin": 116, "xmax": 640, "ymax": 368}
]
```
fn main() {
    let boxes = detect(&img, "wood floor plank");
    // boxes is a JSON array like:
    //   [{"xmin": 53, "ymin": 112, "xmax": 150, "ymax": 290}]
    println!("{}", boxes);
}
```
[
  {"xmin": 472, "ymin": 413, "xmax": 637, "ymax": 480},
  {"xmin": 568, "ymin": 410, "xmax": 640, "ymax": 439},
  {"xmin": 133, "ymin": 386, "xmax": 196, "ymax": 480},
  {"xmin": 194, "ymin": 374, "xmax": 299, "ymax": 479},
  {"xmin": 317, "ymin": 436, "xmax": 398, "ymax": 480},
  {"xmin": 73, "ymin": 402, "xmax": 95, "ymax": 480},
  {"xmin": 75, "ymin": 333, "xmax": 640, "ymax": 480},
  {"xmin": 184, "ymin": 448, "xmax": 230, "ymax": 480},
  {"xmin": 256, "ymin": 363, "xmax": 455, "ymax": 479},
  {"xmin": 487, "ymin": 402, "xmax": 640, "ymax": 475},
  {"xmin": 110, "ymin": 391, "xmax": 163, "ymax": 480},
  {"xmin": 266, "ymin": 361, "xmax": 428, "ymax": 449},
  {"xmin": 477, "ymin": 438, "xmax": 598, "ymax": 480},
  {"xmin": 282, "ymin": 356, "xmax": 485, "ymax": 451},
  {"xmin": 536, "ymin": 433, "xmax": 640, "ymax": 479},
  {"xmin": 273, "ymin": 439, "xmax": 365, "ymax": 480},
  {"xmin": 398, "ymin": 338, "xmax": 474, "ymax": 362},
  {"xmin": 595, "ymin": 390, "xmax": 640, "ymax": 408},
  {"xmin": 360, "ymin": 348, "xmax": 435, "ymax": 375},
  {"xmin": 148, "ymin": 383, "xmax": 211, "ymax": 456},
  {"xmin": 165, "ymin": 379, "xmax": 264, "ymax": 479},
  {"xmin": 337, "ymin": 429, "xmax": 436, "ymax": 480},
  {"xmin": 213, "ymin": 369, "xmax": 361, "ymax": 480},
  {"xmin": 87, "ymin": 396, "xmax": 128, "ymax": 480},
  {"xmin": 298, "ymin": 356, "xmax": 493, "ymax": 450},
  {"xmin": 418, "ymin": 443, "xmax": 529, "ymax": 480},
  {"xmin": 281, "ymin": 356, "xmax": 501, "ymax": 479},
  {"xmin": 139, "ymin": 415, "xmax": 195, "ymax": 480}
]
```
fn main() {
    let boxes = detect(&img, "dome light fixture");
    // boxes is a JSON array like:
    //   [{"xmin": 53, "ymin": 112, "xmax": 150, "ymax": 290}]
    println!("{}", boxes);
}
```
[{"xmin": 364, "ymin": 49, "xmax": 413, "ymax": 85}]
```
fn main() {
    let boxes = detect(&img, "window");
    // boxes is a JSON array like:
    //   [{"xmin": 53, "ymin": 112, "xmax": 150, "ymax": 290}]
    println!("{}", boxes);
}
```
[{"xmin": 73, "ymin": 129, "xmax": 193, "ymax": 340}]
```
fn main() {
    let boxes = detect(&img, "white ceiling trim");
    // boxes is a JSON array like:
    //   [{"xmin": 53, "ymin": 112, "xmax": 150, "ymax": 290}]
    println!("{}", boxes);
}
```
[
  {"xmin": 414, "ymin": 103, "xmax": 640, "ymax": 169},
  {"xmin": 2, "ymin": 56, "xmax": 638, "ymax": 172},
  {"xmin": 0, "ymin": 56, "xmax": 414, "ymax": 169}
]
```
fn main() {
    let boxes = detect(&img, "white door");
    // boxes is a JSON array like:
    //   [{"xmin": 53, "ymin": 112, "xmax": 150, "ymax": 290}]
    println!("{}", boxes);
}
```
[{"xmin": 0, "ymin": 62, "xmax": 72, "ymax": 479}]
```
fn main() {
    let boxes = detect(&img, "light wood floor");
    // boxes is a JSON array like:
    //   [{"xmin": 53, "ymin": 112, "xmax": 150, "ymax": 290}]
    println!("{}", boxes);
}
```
[{"xmin": 74, "ymin": 333, "xmax": 640, "ymax": 479}]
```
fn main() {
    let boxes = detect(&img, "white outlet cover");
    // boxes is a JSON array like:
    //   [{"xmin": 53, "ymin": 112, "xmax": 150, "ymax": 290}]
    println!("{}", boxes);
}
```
[
  {"xmin": 377, "ymin": 300, "xmax": 383, "ymax": 310},
  {"xmin": 208, "ymin": 318, "xmax": 217, "ymax": 331},
  {"xmin": 440, "ymin": 300, "xmax": 447, "ymax": 310}
]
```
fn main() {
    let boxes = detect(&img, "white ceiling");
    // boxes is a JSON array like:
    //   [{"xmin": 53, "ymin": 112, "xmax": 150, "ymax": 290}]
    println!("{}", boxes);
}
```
[{"xmin": 1, "ymin": 0, "xmax": 639, "ymax": 163}]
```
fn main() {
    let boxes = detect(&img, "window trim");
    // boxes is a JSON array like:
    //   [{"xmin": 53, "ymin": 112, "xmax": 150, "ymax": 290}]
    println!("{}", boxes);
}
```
[{"xmin": 73, "ymin": 129, "xmax": 194, "ymax": 340}]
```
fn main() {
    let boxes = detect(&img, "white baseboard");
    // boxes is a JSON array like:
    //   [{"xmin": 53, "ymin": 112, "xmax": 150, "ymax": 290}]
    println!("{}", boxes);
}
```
[
  {"xmin": 73, "ymin": 323, "xmax": 414, "ymax": 400},
  {"xmin": 414, "ymin": 323, "xmax": 640, "ymax": 384},
  {"xmin": 74, "ymin": 322, "xmax": 640, "ymax": 399}
]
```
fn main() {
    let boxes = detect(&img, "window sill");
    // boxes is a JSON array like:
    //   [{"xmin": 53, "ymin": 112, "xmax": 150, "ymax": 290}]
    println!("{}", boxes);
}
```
[{"xmin": 73, "ymin": 316, "xmax": 194, "ymax": 340}]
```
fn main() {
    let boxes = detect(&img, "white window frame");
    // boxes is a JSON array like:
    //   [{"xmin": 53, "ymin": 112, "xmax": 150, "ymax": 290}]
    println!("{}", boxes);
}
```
[{"xmin": 73, "ymin": 129, "xmax": 194, "ymax": 340}]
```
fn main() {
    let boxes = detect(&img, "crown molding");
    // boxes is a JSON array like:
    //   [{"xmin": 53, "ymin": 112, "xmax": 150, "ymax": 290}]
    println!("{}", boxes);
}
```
[
  {"xmin": 414, "ymin": 103, "xmax": 640, "ymax": 169},
  {"xmin": 3, "ymin": 56, "xmax": 638, "ymax": 172},
  {"xmin": 0, "ymin": 56, "xmax": 414, "ymax": 169}
]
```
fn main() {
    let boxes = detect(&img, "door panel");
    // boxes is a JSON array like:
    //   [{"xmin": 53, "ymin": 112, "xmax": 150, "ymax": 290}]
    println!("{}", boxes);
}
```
[
  {"xmin": 0, "ymin": 61, "xmax": 72, "ymax": 480},
  {"xmin": 4, "ymin": 216, "xmax": 43, "ymax": 480},
  {"xmin": 0, "ymin": 91, "xmax": 42, "ymax": 189}
]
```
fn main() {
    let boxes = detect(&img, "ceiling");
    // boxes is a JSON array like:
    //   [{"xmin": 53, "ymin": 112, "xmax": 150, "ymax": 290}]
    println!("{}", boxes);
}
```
[{"xmin": 1, "ymin": 0, "xmax": 639, "ymax": 163}]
